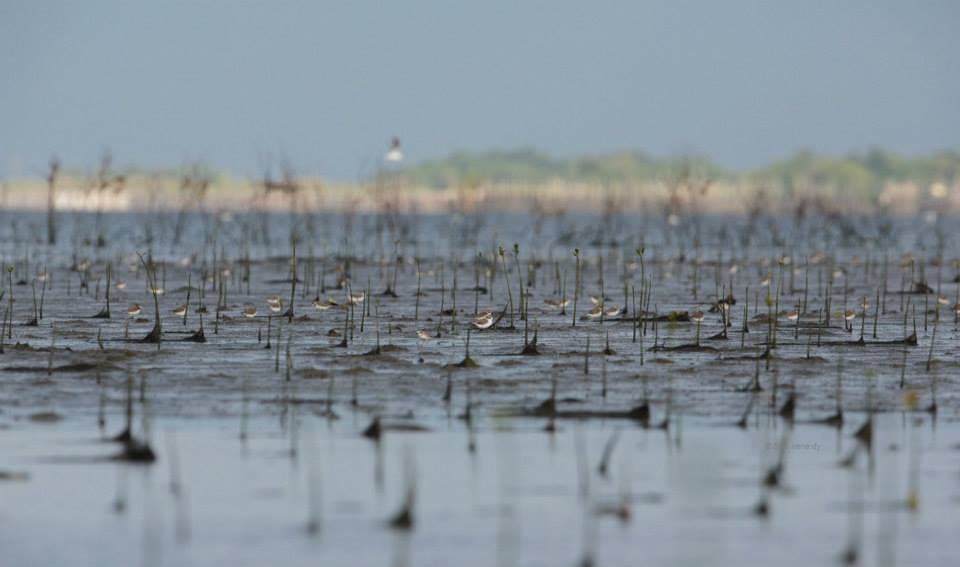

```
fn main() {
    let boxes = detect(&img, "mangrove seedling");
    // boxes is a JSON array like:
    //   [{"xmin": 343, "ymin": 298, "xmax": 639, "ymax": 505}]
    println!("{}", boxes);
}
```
[
  {"xmin": 137, "ymin": 253, "xmax": 162, "ymax": 346},
  {"xmin": 499, "ymin": 245, "xmax": 515, "ymax": 328}
]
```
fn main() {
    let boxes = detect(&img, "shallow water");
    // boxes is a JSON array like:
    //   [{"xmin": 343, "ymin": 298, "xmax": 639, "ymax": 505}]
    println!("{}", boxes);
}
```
[
  {"xmin": 3, "ymin": 416, "xmax": 959, "ymax": 567},
  {"xmin": 1, "ymin": 209, "xmax": 958, "ymax": 566}
]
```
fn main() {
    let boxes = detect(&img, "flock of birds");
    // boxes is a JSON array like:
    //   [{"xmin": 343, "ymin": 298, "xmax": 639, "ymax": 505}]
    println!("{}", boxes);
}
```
[{"xmin": 4, "ymin": 204, "xmax": 960, "ymax": 567}]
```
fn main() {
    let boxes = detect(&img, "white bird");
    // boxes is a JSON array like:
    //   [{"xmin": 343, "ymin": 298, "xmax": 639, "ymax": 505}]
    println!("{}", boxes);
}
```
[{"xmin": 385, "ymin": 136, "xmax": 404, "ymax": 163}]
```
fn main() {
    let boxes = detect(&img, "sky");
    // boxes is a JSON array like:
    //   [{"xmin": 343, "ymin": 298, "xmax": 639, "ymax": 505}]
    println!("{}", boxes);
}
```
[{"xmin": 2, "ymin": 1, "xmax": 958, "ymax": 181}]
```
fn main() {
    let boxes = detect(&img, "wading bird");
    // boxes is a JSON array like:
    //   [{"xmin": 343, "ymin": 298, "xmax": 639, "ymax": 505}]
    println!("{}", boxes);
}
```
[{"xmin": 472, "ymin": 311, "xmax": 494, "ymax": 330}]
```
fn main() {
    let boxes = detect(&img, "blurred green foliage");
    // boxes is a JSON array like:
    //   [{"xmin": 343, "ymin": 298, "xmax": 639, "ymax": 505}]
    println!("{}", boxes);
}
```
[{"xmin": 402, "ymin": 147, "xmax": 960, "ymax": 196}]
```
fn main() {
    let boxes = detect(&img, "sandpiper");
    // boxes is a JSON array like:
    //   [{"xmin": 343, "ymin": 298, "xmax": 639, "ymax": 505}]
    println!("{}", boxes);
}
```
[
  {"xmin": 544, "ymin": 298, "xmax": 570, "ymax": 309},
  {"xmin": 472, "ymin": 311, "xmax": 494, "ymax": 330},
  {"xmin": 843, "ymin": 309, "xmax": 856, "ymax": 331},
  {"xmin": 604, "ymin": 306, "xmax": 623, "ymax": 317}
]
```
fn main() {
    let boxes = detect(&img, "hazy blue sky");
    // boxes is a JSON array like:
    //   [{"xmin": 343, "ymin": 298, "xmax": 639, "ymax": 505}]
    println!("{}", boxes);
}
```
[{"xmin": 2, "ymin": 1, "xmax": 958, "ymax": 180}]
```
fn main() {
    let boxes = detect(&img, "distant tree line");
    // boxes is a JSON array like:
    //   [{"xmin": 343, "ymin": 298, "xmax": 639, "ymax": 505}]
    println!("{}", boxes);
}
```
[{"xmin": 400, "ymin": 147, "xmax": 960, "ymax": 197}]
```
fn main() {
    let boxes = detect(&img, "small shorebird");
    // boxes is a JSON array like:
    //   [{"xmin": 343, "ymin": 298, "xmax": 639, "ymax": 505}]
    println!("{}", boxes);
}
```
[
  {"xmin": 348, "ymin": 291, "xmax": 366, "ymax": 305},
  {"xmin": 313, "ymin": 298, "xmax": 337, "ymax": 311},
  {"xmin": 544, "ymin": 298, "xmax": 570, "ymax": 309},
  {"xmin": 115, "ymin": 281, "xmax": 127, "ymax": 290},
  {"xmin": 416, "ymin": 330, "xmax": 431, "ymax": 340},
  {"xmin": 242, "ymin": 306, "xmax": 257, "ymax": 318},
  {"xmin": 172, "ymin": 304, "xmax": 187, "ymax": 317},
  {"xmin": 149, "ymin": 286, "xmax": 165, "ymax": 296},
  {"xmin": 759, "ymin": 274, "xmax": 771, "ymax": 287},
  {"xmin": 604, "ymin": 306, "xmax": 623, "ymax": 317},
  {"xmin": 843, "ymin": 309, "xmax": 856, "ymax": 331},
  {"xmin": 787, "ymin": 309, "xmax": 801, "ymax": 338},
  {"xmin": 936, "ymin": 295, "xmax": 949, "ymax": 306},
  {"xmin": 586, "ymin": 305, "xmax": 604, "ymax": 319},
  {"xmin": 127, "ymin": 304, "xmax": 142, "ymax": 317},
  {"xmin": 267, "ymin": 295, "xmax": 283, "ymax": 313},
  {"xmin": 472, "ymin": 311, "xmax": 494, "ymax": 330}
]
